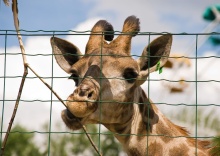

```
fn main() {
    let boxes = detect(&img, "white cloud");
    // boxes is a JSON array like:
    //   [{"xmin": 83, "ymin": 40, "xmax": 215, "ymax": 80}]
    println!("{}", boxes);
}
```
[
  {"xmin": 85, "ymin": 0, "xmax": 220, "ymax": 54},
  {"xmin": 0, "ymin": 16, "xmax": 104, "ymax": 131},
  {"xmin": 89, "ymin": 0, "xmax": 219, "ymax": 28},
  {"xmin": 66, "ymin": 17, "xmax": 103, "ymax": 53}
]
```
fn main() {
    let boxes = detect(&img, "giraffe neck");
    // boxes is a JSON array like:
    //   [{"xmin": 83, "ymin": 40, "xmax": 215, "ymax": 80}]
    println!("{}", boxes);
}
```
[{"xmin": 104, "ymin": 87, "xmax": 210, "ymax": 156}]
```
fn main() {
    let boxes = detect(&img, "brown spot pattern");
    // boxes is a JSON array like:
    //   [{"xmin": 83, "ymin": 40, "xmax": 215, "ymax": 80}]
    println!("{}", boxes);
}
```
[
  {"xmin": 156, "ymin": 122, "xmax": 173, "ymax": 143},
  {"xmin": 128, "ymin": 148, "xmax": 142, "ymax": 156},
  {"xmin": 138, "ymin": 96, "xmax": 155, "ymax": 123},
  {"xmin": 169, "ymin": 143, "xmax": 190, "ymax": 156},
  {"xmin": 148, "ymin": 141, "xmax": 163, "ymax": 156},
  {"xmin": 197, "ymin": 152, "xmax": 206, "ymax": 156}
]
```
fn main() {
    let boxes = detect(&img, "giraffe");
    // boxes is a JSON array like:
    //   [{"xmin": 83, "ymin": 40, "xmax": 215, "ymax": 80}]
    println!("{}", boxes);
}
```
[{"xmin": 50, "ymin": 16, "xmax": 212, "ymax": 156}]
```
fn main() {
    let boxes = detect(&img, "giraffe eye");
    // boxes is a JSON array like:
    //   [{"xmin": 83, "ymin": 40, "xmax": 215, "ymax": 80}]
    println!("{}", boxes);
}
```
[
  {"xmin": 69, "ymin": 73, "xmax": 79, "ymax": 86},
  {"xmin": 123, "ymin": 68, "xmax": 138, "ymax": 83}
]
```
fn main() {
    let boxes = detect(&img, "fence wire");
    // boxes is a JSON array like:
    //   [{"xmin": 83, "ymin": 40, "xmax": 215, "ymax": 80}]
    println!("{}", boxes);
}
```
[{"xmin": 0, "ymin": 30, "xmax": 220, "ymax": 155}]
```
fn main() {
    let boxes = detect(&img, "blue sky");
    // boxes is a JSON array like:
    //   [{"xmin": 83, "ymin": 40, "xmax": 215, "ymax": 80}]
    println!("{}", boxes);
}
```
[
  {"xmin": 1, "ymin": 0, "xmax": 220, "ymax": 51},
  {"xmin": 0, "ymin": 0, "xmax": 91, "ymax": 48},
  {"xmin": 0, "ymin": 0, "xmax": 90, "ymax": 30},
  {"xmin": 0, "ymin": 0, "xmax": 218, "ymax": 30}
]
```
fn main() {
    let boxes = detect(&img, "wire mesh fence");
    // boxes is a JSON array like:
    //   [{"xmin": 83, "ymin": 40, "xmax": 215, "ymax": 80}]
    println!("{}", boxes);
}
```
[{"xmin": 0, "ymin": 30, "xmax": 220, "ymax": 155}]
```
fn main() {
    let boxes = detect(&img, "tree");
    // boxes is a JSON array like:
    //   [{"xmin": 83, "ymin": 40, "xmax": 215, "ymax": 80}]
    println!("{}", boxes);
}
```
[
  {"xmin": 3, "ymin": 124, "xmax": 41, "ymax": 156},
  {"xmin": 168, "ymin": 107, "xmax": 220, "ymax": 155},
  {"xmin": 101, "ymin": 132, "xmax": 121, "ymax": 156},
  {"xmin": 211, "ymin": 136, "xmax": 220, "ymax": 156},
  {"xmin": 42, "ymin": 123, "xmax": 122, "ymax": 156}
]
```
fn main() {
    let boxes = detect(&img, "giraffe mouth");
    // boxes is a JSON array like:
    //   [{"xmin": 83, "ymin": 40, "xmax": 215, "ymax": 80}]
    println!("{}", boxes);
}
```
[
  {"xmin": 65, "ymin": 109, "xmax": 83, "ymax": 122},
  {"xmin": 66, "ymin": 109, "xmax": 77, "ymax": 119},
  {"xmin": 61, "ymin": 109, "xmax": 83, "ymax": 130}
]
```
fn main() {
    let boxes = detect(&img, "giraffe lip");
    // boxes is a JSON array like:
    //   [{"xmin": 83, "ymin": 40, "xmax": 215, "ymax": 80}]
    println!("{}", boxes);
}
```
[
  {"xmin": 62, "ymin": 109, "xmax": 83, "ymax": 130},
  {"xmin": 66, "ymin": 109, "xmax": 75, "ymax": 119},
  {"xmin": 66, "ymin": 109, "xmax": 82, "ymax": 121}
]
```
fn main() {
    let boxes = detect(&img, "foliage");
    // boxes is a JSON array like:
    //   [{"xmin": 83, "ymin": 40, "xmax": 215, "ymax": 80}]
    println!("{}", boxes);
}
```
[
  {"xmin": 101, "ymin": 132, "xmax": 121, "ymax": 156},
  {"xmin": 168, "ymin": 107, "xmax": 220, "ymax": 134},
  {"xmin": 168, "ymin": 107, "xmax": 220, "ymax": 155},
  {"xmin": 42, "ymin": 123, "xmax": 122, "ymax": 156},
  {"xmin": 3, "ymin": 125, "xmax": 41, "ymax": 156},
  {"xmin": 2, "ymin": 121, "xmax": 122, "ymax": 156},
  {"xmin": 211, "ymin": 136, "xmax": 220, "ymax": 156}
]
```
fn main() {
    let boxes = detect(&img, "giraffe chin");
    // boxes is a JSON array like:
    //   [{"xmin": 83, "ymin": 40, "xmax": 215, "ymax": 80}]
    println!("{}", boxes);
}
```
[
  {"xmin": 61, "ymin": 109, "xmax": 83, "ymax": 130},
  {"xmin": 62, "ymin": 99, "xmax": 98, "ymax": 131}
]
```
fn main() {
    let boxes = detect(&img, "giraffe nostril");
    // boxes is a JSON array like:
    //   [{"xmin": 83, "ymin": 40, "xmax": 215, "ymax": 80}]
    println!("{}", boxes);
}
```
[
  {"xmin": 79, "ymin": 90, "xmax": 85, "ymax": 97},
  {"xmin": 88, "ymin": 91, "xmax": 93, "ymax": 99}
]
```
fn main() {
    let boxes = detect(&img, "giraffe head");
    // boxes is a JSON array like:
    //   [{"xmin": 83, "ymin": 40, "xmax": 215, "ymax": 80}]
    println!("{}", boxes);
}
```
[{"xmin": 51, "ymin": 16, "xmax": 172, "ymax": 130}]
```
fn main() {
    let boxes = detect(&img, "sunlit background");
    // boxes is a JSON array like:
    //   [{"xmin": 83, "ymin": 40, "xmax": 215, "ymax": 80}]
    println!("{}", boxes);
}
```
[{"xmin": 0, "ymin": 0, "xmax": 220, "ymax": 155}]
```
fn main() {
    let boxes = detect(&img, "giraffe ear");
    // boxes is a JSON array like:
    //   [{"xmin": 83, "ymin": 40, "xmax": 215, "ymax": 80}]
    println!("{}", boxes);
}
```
[
  {"xmin": 50, "ymin": 37, "xmax": 82, "ymax": 73},
  {"xmin": 136, "ymin": 35, "xmax": 172, "ymax": 85}
]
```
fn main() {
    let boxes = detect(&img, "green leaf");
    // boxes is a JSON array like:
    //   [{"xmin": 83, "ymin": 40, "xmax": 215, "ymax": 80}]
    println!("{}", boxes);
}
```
[
  {"xmin": 159, "ymin": 67, "xmax": 163, "ymax": 74},
  {"xmin": 156, "ymin": 61, "xmax": 163, "ymax": 74},
  {"xmin": 156, "ymin": 61, "xmax": 160, "ymax": 71}
]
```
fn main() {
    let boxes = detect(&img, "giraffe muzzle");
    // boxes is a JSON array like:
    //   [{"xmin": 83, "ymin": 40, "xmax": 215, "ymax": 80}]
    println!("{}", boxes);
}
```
[{"xmin": 66, "ymin": 82, "xmax": 99, "ymax": 118}]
